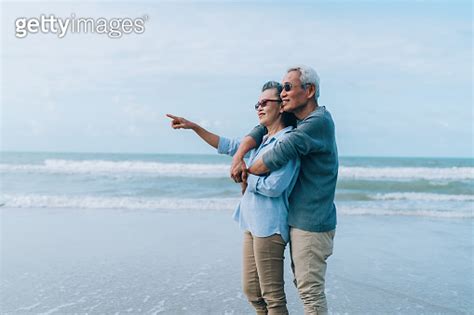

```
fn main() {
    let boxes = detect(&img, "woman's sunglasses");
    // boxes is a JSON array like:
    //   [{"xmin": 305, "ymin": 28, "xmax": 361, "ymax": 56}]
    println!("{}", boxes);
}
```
[{"xmin": 254, "ymin": 99, "xmax": 281, "ymax": 110}]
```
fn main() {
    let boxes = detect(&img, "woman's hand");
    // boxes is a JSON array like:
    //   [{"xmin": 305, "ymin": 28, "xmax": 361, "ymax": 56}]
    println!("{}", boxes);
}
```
[
  {"xmin": 166, "ymin": 114, "xmax": 196, "ymax": 130},
  {"xmin": 231, "ymin": 156, "xmax": 247, "ymax": 183},
  {"xmin": 166, "ymin": 114, "xmax": 220, "ymax": 149},
  {"xmin": 240, "ymin": 180, "xmax": 248, "ymax": 195}
]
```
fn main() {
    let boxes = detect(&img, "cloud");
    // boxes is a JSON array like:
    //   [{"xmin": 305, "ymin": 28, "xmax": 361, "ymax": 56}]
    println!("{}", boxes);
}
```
[
  {"xmin": 2, "ymin": 1, "xmax": 472, "ymax": 156},
  {"xmin": 121, "ymin": 103, "xmax": 162, "ymax": 123},
  {"xmin": 198, "ymin": 119, "xmax": 224, "ymax": 129}
]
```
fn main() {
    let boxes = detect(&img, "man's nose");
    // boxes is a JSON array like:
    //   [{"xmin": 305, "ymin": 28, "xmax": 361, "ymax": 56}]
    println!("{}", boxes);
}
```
[{"xmin": 280, "ymin": 89, "xmax": 286, "ymax": 98}]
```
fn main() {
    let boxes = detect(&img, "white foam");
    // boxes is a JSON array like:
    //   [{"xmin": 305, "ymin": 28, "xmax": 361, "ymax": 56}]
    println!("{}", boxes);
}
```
[
  {"xmin": 0, "ymin": 159, "xmax": 230, "ymax": 178},
  {"xmin": 15, "ymin": 302, "xmax": 41, "ymax": 312},
  {"xmin": 147, "ymin": 300, "xmax": 166, "ymax": 315},
  {"xmin": 371, "ymin": 192, "xmax": 474, "ymax": 202},
  {"xmin": 339, "ymin": 207, "xmax": 473, "ymax": 219},
  {"xmin": 1, "ymin": 194, "xmax": 239, "ymax": 211},
  {"xmin": 1, "ymin": 160, "xmax": 472, "ymax": 180},
  {"xmin": 1, "ymin": 194, "xmax": 472, "ymax": 218},
  {"xmin": 339, "ymin": 166, "xmax": 473, "ymax": 181},
  {"xmin": 39, "ymin": 302, "xmax": 77, "ymax": 315}
]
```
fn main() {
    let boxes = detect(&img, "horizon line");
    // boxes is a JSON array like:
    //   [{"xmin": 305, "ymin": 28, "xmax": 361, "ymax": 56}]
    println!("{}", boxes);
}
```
[{"xmin": 1, "ymin": 150, "xmax": 472, "ymax": 160}]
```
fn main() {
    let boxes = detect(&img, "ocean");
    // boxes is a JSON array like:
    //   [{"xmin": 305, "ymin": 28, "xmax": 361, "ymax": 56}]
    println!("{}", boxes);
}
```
[
  {"xmin": 1, "ymin": 151, "xmax": 472, "ymax": 218},
  {"xmin": 2, "ymin": 151, "xmax": 473, "ymax": 314}
]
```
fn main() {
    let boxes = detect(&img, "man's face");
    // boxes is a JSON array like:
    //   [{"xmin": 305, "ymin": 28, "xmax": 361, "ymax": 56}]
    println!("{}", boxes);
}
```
[{"xmin": 280, "ymin": 70, "xmax": 309, "ymax": 113}]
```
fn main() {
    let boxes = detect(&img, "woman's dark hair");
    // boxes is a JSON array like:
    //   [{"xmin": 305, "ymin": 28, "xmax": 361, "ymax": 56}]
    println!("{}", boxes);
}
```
[
  {"xmin": 261, "ymin": 81, "xmax": 297, "ymax": 128},
  {"xmin": 281, "ymin": 112, "xmax": 297, "ymax": 128}
]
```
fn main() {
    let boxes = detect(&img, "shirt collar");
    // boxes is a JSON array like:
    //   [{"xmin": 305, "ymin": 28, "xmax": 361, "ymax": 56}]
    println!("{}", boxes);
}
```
[{"xmin": 262, "ymin": 126, "xmax": 294, "ymax": 144}]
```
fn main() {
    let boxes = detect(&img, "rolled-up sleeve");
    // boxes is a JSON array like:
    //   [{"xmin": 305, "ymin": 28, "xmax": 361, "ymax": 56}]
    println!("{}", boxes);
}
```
[
  {"xmin": 217, "ymin": 137, "xmax": 241, "ymax": 157},
  {"xmin": 247, "ymin": 125, "xmax": 267, "ymax": 147},
  {"xmin": 263, "ymin": 114, "xmax": 331, "ymax": 171},
  {"xmin": 247, "ymin": 158, "xmax": 300, "ymax": 197}
]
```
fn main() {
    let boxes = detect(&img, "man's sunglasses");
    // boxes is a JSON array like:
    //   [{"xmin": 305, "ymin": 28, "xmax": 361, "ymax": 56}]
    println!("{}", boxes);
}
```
[
  {"xmin": 282, "ymin": 82, "xmax": 312, "ymax": 92},
  {"xmin": 254, "ymin": 99, "xmax": 281, "ymax": 110}
]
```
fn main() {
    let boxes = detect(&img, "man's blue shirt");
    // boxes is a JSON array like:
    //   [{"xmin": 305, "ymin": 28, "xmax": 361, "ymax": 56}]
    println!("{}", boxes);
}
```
[{"xmin": 247, "ymin": 106, "xmax": 338, "ymax": 232}]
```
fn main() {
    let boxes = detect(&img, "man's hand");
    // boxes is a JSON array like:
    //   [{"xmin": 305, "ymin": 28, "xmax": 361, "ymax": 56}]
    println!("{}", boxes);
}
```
[
  {"xmin": 230, "ymin": 156, "xmax": 247, "ymax": 183},
  {"xmin": 166, "ymin": 114, "xmax": 196, "ymax": 130},
  {"xmin": 247, "ymin": 158, "xmax": 270, "ymax": 175}
]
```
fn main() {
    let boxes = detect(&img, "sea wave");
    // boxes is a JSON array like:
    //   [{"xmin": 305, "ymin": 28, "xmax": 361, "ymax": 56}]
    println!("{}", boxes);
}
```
[
  {"xmin": 1, "ymin": 159, "xmax": 473, "ymax": 181},
  {"xmin": 0, "ymin": 159, "xmax": 229, "ymax": 178},
  {"xmin": 338, "ymin": 166, "xmax": 473, "ymax": 181},
  {"xmin": 338, "ymin": 207, "xmax": 473, "ymax": 219},
  {"xmin": 371, "ymin": 192, "xmax": 474, "ymax": 202},
  {"xmin": 1, "ymin": 194, "xmax": 472, "ymax": 218},
  {"xmin": 0, "ymin": 194, "xmax": 240, "ymax": 211}
]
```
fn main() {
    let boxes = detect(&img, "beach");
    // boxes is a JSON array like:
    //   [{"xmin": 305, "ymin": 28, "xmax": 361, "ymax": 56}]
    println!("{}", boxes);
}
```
[
  {"xmin": 2, "ymin": 0, "xmax": 472, "ymax": 313},
  {"xmin": 1, "ymin": 207, "xmax": 472, "ymax": 314},
  {"xmin": 0, "ymin": 152, "xmax": 473, "ymax": 314}
]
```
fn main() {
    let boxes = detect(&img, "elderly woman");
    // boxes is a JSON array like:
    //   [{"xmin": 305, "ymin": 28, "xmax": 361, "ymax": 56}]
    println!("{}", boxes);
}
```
[{"xmin": 167, "ymin": 81, "xmax": 300, "ymax": 315}]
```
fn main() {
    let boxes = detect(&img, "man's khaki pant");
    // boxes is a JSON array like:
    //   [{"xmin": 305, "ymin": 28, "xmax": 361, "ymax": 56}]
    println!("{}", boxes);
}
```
[
  {"xmin": 242, "ymin": 231, "xmax": 288, "ymax": 315},
  {"xmin": 290, "ymin": 228, "xmax": 336, "ymax": 315}
]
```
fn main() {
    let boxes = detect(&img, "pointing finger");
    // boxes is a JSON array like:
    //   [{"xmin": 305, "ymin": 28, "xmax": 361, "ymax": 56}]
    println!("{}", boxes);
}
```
[{"xmin": 166, "ymin": 114, "xmax": 179, "ymax": 120}]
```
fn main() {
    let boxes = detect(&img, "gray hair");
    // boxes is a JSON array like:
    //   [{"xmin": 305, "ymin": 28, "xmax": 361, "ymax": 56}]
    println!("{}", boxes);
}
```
[
  {"xmin": 287, "ymin": 65, "xmax": 320, "ymax": 99},
  {"xmin": 261, "ymin": 80, "xmax": 283, "ymax": 97}
]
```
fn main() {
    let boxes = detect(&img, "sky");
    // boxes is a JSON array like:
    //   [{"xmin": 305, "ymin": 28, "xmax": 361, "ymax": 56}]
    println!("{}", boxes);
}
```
[{"xmin": 1, "ymin": 0, "xmax": 472, "ymax": 157}]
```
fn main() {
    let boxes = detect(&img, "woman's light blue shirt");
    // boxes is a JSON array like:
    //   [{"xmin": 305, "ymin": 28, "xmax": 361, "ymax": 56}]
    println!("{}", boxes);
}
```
[{"xmin": 217, "ymin": 126, "xmax": 300, "ymax": 243}]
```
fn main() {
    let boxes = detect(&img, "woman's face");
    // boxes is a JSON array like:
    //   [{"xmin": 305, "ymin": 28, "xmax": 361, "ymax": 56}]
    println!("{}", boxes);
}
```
[{"xmin": 256, "ymin": 89, "xmax": 282, "ymax": 127}]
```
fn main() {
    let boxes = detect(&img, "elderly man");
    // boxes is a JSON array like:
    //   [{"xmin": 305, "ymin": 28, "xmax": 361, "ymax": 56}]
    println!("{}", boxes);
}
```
[{"xmin": 230, "ymin": 65, "xmax": 338, "ymax": 315}]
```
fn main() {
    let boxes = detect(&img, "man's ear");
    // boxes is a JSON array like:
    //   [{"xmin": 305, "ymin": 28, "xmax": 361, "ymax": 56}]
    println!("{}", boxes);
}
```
[{"xmin": 306, "ymin": 84, "xmax": 316, "ymax": 100}]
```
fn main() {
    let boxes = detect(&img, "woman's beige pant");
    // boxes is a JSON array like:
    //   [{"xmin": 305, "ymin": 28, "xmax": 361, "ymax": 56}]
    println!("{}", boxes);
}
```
[{"xmin": 242, "ymin": 231, "xmax": 288, "ymax": 315}]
